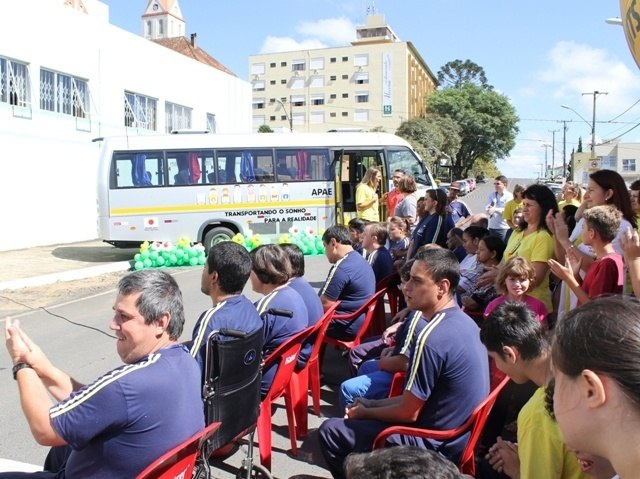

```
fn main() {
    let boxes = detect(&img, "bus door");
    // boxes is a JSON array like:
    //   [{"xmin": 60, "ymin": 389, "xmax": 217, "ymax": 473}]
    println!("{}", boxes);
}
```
[{"xmin": 334, "ymin": 149, "xmax": 385, "ymax": 225}]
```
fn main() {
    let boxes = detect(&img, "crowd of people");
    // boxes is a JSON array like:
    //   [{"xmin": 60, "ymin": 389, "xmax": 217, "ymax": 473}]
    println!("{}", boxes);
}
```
[{"xmin": 5, "ymin": 168, "xmax": 640, "ymax": 479}]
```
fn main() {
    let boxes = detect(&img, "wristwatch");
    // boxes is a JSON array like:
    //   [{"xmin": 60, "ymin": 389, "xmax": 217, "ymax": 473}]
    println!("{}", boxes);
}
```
[{"xmin": 12, "ymin": 362, "xmax": 33, "ymax": 380}]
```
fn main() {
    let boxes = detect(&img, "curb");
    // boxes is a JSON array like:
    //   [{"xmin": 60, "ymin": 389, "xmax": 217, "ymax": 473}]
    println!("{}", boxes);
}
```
[{"xmin": 0, "ymin": 261, "xmax": 132, "ymax": 291}]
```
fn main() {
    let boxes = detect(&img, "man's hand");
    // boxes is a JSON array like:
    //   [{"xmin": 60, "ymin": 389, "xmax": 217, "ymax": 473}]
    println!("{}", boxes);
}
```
[
  {"xmin": 344, "ymin": 397, "xmax": 374, "ymax": 419},
  {"xmin": 5, "ymin": 318, "xmax": 49, "ymax": 371}
]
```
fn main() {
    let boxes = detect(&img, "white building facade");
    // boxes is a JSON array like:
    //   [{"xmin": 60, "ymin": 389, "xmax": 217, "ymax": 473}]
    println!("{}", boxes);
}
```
[
  {"xmin": 572, "ymin": 141, "xmax": 640, "ymax": 186},
  {"xmin": 0, "ymin": 0, "xmax": 251, "ymax": 251}
]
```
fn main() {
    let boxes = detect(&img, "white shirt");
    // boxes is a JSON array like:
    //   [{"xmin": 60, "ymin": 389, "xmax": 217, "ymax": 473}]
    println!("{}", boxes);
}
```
[{"xmin": 485, "ymin": 190, "xmax": 513, "ymax": 230}]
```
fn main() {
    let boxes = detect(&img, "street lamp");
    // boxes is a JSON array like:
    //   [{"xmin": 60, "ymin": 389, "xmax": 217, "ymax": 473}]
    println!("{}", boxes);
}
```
[
  {"xmin": 271, "ymin": 98, "xmax": 293, "ymax": 132},
  {"xmin": 562, "ymin": 90, "xmax": 607, "ymax": 159}
]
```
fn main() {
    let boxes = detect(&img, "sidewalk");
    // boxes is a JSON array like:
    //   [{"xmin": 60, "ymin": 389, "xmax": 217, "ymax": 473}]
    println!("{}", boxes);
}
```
[{"xmin": 0, "ymin": 239, "xmax": 136, "ymax": 290}]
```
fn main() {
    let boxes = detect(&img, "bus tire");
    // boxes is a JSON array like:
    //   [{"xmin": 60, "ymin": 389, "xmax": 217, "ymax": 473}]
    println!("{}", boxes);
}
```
[{"xmin": 203, "ymin": 227, "xmax": 235, "ymax": 252}]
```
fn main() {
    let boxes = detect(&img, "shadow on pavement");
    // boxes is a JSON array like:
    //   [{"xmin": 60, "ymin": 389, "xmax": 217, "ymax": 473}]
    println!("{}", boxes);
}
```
[{"xmin": 52, "ymin": 245, "xmax": 137, "ymax": 263}]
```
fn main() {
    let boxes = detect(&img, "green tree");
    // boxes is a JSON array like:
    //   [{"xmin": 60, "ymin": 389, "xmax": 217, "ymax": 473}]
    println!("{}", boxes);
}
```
[
  {"xmin": 426, "ymin": 84, "xmax": 518, "ymax": 178},
  {"xmin": 437, "ymin": 59, "xmax": 491, "ymax": 90},
  {"xmin": 396, "ymin": 116, "xmax": 462, "ymax": 173},
  {"xmin": 257, "ymin": 124, "xmax": 273, "ymax": 133}
]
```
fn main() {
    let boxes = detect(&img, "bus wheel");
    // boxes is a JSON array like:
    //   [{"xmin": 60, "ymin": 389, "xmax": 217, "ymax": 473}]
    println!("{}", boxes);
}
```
[{"xmin": 204, "ymin": 227, "xmax": 235, "ymax": 252}]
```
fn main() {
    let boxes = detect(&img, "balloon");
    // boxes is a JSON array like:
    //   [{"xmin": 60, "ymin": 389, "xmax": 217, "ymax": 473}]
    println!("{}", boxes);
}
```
[
  {"xmin": 141, "ymin": 251, "xmax": 150, "ymax": 259},
  {"xmin": 198, "ymin": 256, "xmax": 206, "ymax": 265},
  {"xmin": 156, "ymin": 256, "xmax": 165, "ymax": 266},
  {"xmin": 189, "ymin": 257, "xmax": 198, "ymax": 266},
  {"xmin": 169, "ymin": 254, "xmax": 177, "ymax": 265},
  {"xmin": 134, "ymin": 253, "xmax": 141, "ymax": 261},
  {"xmin": 143, "ymin": 258, "xmax": 152, "ymax": 268},
  {"xmin": 134, "ymin": 261, "xmax": 144, "ymax": 270}
]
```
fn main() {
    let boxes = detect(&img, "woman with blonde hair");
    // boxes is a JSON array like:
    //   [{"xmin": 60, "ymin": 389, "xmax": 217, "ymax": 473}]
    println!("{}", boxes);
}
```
[
  {"xmin": 558, "ymin": 181, "xmax": 583, "ymax": 210},
  {"xmin": 356, "ymin": 167, "xmax": 382, "ymax": 221}
]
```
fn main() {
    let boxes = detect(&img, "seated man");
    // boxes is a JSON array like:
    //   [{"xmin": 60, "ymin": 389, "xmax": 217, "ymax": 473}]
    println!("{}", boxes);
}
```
[
  {"xmin": 3, "ymin": 270, "xmax": 204, "ymax": 478},
  {"xmin": 319, "ymin": 248, "xmax": 489, "ymax": 479},
  {"xmin": 190, "ymin": 241, "xmax": 263, "ymax": 376},
  {"xmin": 249, "ymin": 244, "xmax": 308, "ymax": 396},
  {"xmin": 280, "ymin": 243, "xmax": 324, "ymax": 370},
  {"xmin": 319, "ymin": 225, "xmax": 376, "ymax": 341},
  {"xmin": 479, "ymin": 302, "xmax": 587, "ymax": 479},
  {"xmin": 362, "ymin": 222, "xmax": 394, "ymax": 284}
]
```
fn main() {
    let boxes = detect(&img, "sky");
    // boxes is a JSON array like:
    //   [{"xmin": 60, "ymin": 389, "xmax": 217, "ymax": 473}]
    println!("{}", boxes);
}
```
[{"xmin": 101, "ymin": 0, "xmax": 640, "ymax": 179}]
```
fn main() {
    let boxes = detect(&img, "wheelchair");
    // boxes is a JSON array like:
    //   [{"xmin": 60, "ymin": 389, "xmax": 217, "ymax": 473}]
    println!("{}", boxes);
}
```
[{"xmin": 195, "ymin": 307, "xmax": 295, "ymax": 479}]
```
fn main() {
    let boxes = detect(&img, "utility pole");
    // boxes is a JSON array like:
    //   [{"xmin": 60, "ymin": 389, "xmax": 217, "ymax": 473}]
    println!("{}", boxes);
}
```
[
  {"xmin": 582, "ymin": 91, "xmax": 608, "ymax": 158},
  {"xmin": 557, "ymin": 120, "xmax": 570, "ymax": 179},
  {"xmin": 541, "ymin": 144, "xmax": 551, "ymax": 178},
  {"xmin": 549, "ymin": 129, "xmax": 560, "ymax": 179}
]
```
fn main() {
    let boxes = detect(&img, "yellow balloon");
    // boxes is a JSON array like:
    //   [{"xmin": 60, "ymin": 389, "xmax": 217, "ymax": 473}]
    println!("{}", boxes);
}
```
[{"xmin": 621, "ymin": 0, "xmax": 640, "ymax": 70}]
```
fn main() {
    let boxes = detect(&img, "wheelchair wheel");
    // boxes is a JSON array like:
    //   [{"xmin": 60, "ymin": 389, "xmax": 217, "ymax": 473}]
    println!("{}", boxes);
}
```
[{"xmin": 235, "ymin": 463, "xmax": 272, "ymax": 479}]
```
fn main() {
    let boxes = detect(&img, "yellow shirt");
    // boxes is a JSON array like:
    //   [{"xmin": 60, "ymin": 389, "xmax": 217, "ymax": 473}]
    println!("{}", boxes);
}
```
[
  {"xmin": 518, "ymin": 388, "xmax": 589, "ymax": 479},
  {"xmin": 503, "ymin": 199, "xmax": 523, "ymax": 225},
  {"xmin": 557, "ymin": 198, "xmax": 581, "ymax": 211},
  {"xmin": 504, "ymin": 228, "xmax": 555, "ymax": 311},
  {"xmin": 355, "ymin": 183, "xmax": 379, "ymax": 221}
]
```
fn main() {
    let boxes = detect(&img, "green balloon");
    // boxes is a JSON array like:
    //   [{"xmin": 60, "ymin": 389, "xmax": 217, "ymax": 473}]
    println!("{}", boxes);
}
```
[
  {"xmin": 141, "ymin": 251, "xmax": 150, "ymax": 259},
  {"xmin": 177, "ymin": 258, "xmax": 184, "ymax": 266},
  {"xmin": 189, "ymin": 257, "xmax": 198, "ymax": 266},
  {"xmin": 134, "ymin": 253, "xmax": 141, "ymax": 261},
  {"xmin": 156, "ymin": 256, "xmax": 165, "ymax": 266},
  {"xmin": 197, "ymin": 256, "xmax": 206, "ymax": 265},
  {"xmin": 169, "ymin": 254, "xmax": 177, "ymax": 265},
  {"xmin": 134, "ymin": 261, "xmax": 144, "ymax": 270},
  {"xmin": 149, "ymin": 251, "xmax": 159, "ymax": 260},
  {"xmin": 143, "ymin": 258, "xmax": 152, "ymax": 268}
]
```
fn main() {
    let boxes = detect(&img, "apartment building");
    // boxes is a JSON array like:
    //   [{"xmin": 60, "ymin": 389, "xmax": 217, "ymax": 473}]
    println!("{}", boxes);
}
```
[
  {"xmin": 0, "ymin": 0, "xmax": 250, "ymax": 251},
  {"xmin": 249, "ymin": 14, "xmax": 437, "ymax": 133}
]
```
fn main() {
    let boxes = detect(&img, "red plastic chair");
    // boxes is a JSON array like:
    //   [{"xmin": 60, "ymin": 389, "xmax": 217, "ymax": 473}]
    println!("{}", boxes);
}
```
[
  {"xmin": 288, "ymin": 301, "xmax": 341, "ymax": 438},
  {"xmin": 373, "ymin": 377, "xmax": 509, "ymax": 476},
  {"xmin": 135, "ymin": 422, "xmax": 220, "ymax": 479},
  {"xmin": 323, "ymin": 289, "xmax": 387, "ymax": 351},
  {"xmin": 258, "ymin": 326, "xmax": 312, "ymax": 471},
  {"xmin": 387, "ymin": 371, "xmax": 406, "ymax": 398},
  {"xmin": 373, "ymin": 273, "xmax": 402, "ymax": 334}
]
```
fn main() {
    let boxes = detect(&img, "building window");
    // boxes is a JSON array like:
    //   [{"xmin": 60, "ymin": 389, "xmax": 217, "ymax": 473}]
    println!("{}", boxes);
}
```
[
  {"xmin": 330, "ymin": 75, "xmax": 337, "ymax": 81},
  {"xmin": 311, "ymin": 94, "xmax": 325, "ymax": 105},
  {"xmin": 354, "ymin": 54, "xmax": 369, "ymax": 67},
  {"xmin": 281, "ymin": 79, "xmax": 287, "ymax": 84},
  {"xmin": 165, "ymin": 101, "xmax": 192, "ymax": 133},
  {"xmin": 41, "ymin": 68, "xmax": 89, "ymax": 117},
  {"xmin": 342, "ymin": 56, "xmax": 348, "ymax": 62},
  {"xmin": 342, "ymin": 74, "xmax": 349, "ymax": 80},
  {"xmin": 342, "ymin": 111, "xmax": 348, "ymax": 117},
  {"xmin": 310, "ymin": 111, "xmax": 324, "ymax": 124},
  {"xmin": 330, "ymin": 93, "xmax": 337, "ymax": 99},
  {"xmin": 206, "ymin": 113, "xmax": 217, "ymax": 133},
  {"xmin": 270, "ymin": 115, "xmax": 276, "ymax": 121},
  {"xmin": 309, "ymin": 76, "xmax": 325, "ymax": 88},
  {"xmin": 270, "ymin": 80, "xmax": 276, "ymax": 85},
  {"xmin": 623, "ymin": 159, "xmax": 636, "ymax": 172},
  {"xmin": 354, "ymin": 72, "xmax": 369, "ymax": 84},
  {"xmin": 0, "ymin": 57, "xmax": 31, "ymax": 107},
  {"xmin": 292, "ymin": 60, "xmax": 305, "ymax": 72},
  {"xmin": 330, "ymin": 112, "xmax": 336, "ymax": 117},
  {"xmin": 124, "ymin": 91, "xmax": 157, "ymax": 130},
  {"xmin": 146, "ymin": 20, "xmax": 152, "ymax": 36},
  {"xmin": 291, "ymin": 95, "xmax": 305, "ymax": 107},
  {"xmin": 291, "ymin": 77, "xmax": 305, "ymax": 89},
  {"xmin": 355, "ymin": 92, "xmax": 369, "ymax": 103},
  {"xmin": 158, "ymin": 19, "xmax": 164, "ymax": 35},
  {"xmin": 310, "ymin": 57, "xmax": 325, "ymax": 70},
  {"xmin": 330, "ymin": 57, "xmax": 337, "ymax": 63},
  {"xmin": 251, "ymin": 63, "xmax": 265, "ymax": 75},
  {"xmin": 253, "ymin": 80, "xmax": 265, "ymax": 91},
  {"xmin": 342, "ymin": 93, "xmax": 349, "ymax": 98},
  {"xmin": 292, "ymin": 113, "xmax": 305, "ymax": 126},
  {"xmin": 281, "ymin": 61, "xmax": 287, "ymax": 67},
  {"xmin": 252, "ymin": 116, "xmax": 265, "ymax": 129},
  {"xmin": 280, "ymin": 115, "xmax": 287, "ymax": 121},
  {"xmin": 253, "ymin": 98, "xmax": 265, "ymax": 110},
  {"xmin": 354, "ymin": 109, "xmax": 369, "ymax": 122},
  {"xmin": 270, "ymin": 62, "xmax": 276, "ymax": 68}
]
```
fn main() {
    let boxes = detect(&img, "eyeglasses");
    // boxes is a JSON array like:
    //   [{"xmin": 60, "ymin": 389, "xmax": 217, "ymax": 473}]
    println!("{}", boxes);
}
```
[{"xmin": 494, "ymin": 182, "xmax": 502, "ymax": 186}]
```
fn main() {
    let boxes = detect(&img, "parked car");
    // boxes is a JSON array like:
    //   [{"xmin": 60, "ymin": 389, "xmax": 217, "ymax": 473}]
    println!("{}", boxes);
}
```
[
  {"xmin": 465, "ymin": 178, "xmax": 476, "ymax": 191},
  {"xmin": 476, "ymin": 174, "xmax": 486, "ymax": 183}
]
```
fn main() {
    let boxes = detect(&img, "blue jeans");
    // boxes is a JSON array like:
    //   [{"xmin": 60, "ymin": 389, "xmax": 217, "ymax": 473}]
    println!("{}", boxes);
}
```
[{"xmin": 339, "ymin": 359, "xmax": 394, "ymax": 409}]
